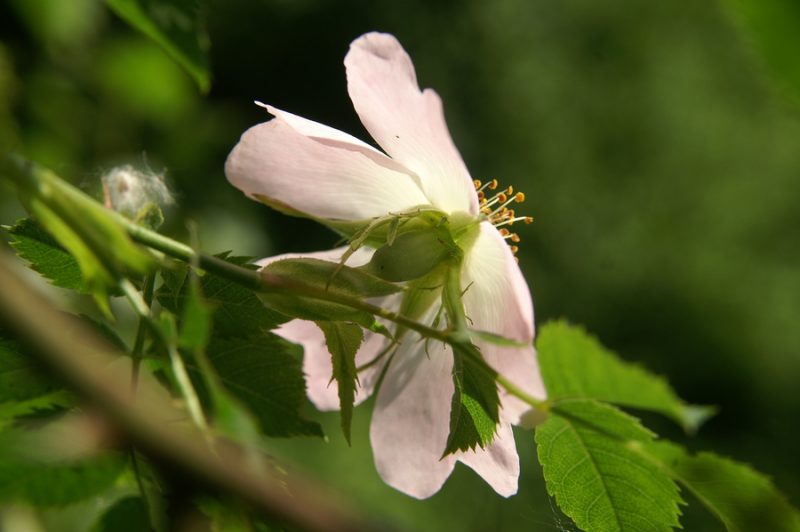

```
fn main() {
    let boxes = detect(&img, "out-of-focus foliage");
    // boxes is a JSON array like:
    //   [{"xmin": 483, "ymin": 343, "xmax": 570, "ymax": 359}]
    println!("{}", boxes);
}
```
[
  {"xmin": 1, "ymin": 0, "xmax": 799, "ymax": 530},
  {"xmin": 104, "ymin": 0, "xmax": 210, "ymax": 92},
  {"xmin": 724, "ymin": 0, "xmax": 800, "ymax": 105}
]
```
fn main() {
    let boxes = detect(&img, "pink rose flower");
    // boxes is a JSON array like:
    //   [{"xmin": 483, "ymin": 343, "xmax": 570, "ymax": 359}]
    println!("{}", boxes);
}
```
[{"xmin": 225, "ymin": 32, "xmax": 545, "ymax": 499}]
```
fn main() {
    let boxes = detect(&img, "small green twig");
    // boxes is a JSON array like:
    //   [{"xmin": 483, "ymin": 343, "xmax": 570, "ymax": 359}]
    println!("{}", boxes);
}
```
[
  {"xmin": 121, "ymin": 279, "xmax": 210, "ymax": 433},
  {"xmin": 130, "ymin": 272, "xmax": 156, "ymax": 390}
]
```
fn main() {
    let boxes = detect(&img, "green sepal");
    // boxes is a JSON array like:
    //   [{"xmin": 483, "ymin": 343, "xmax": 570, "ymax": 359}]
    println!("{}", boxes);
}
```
[
  {"xmin": 363, "ymin": 228, "xmax": 461, "ymax": 282},
  {"xmin": 315, "ymin": 321, "xmax": 364, "ymax": 444},
  {"xmin": 263, "ymin": 257, "xmax": 403, "ymax": 299},
  {"xmin": 442, "ymin": 345, "xmax": 501, "ymax": 456}
]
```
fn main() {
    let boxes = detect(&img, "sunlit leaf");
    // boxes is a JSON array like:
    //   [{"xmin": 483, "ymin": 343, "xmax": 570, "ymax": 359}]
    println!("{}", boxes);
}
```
[
  {"xmin": 646, "ymin": 441, "xmax": 800, "ymax": 532},
  {"xmin": 536, "ymin": 399, "xmax": 683, "ymax": 532},
  {"xmin": 537, "ymin": 321, "xmax": 714, "ymax": 433},
  {"xmin": 315, "ymin": 321, "xmax": 363, "ymax": 443},
  {"xmin": 104, "ymin": 0, "xmax": 211, "ymax": 92},
  {"xmin": 6, "ymin": 218, "xmax": 85, "ymax": 292}
]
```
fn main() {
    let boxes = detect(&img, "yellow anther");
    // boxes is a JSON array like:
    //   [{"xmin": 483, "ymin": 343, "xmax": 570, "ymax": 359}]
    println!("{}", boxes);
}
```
[{"xmin": 476, "ymin": 178, "xmax": 532, "ymax": 252}]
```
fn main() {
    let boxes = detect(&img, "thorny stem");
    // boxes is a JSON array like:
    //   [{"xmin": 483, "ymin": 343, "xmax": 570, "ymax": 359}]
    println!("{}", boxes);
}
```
[{"xmin": 121, "ymin": 218, "xmax": 549, "ymax": 412}]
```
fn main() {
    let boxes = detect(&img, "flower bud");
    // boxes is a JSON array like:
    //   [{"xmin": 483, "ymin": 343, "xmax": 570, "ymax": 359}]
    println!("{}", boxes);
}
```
[{"xmin": 101, "ymin": 165, "xmax": 173, "ymax": 228}]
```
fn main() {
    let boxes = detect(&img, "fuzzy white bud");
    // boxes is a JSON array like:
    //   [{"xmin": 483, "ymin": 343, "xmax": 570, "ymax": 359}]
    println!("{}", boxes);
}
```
[{"xmin": 101, "ymin": 165, "xmax": 174, "ymax": 227}]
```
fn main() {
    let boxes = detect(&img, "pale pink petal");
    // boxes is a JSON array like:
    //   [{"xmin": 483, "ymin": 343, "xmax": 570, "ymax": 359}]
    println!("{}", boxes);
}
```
[
  {"xmin": 370, "ymin": 332, "xmax": 457, "ymax": 499},
  {"xmin": 345, "ymin": 32, "xmax": 479, "ymax": 216},
  {"xmin": 457, "ymin": 422, "xmax": 519, "ymax": 497},
  {"xmin": 277, "ymin": 319, "xmax": 388, "ymax": 411},
  {"xmin": 260, "ymin": 246, "xmax": 389, "ymax": 410},
  {"xmin": 225, "ymin": 113, "xmax": 429, "ymax": 221},
  {"xmin": 462, "ymin": 222, "xmax": 545, "ymax": 426}
]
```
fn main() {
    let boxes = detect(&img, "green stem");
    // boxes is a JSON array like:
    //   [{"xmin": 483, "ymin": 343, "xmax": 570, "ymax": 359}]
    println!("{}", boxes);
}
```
[
  {"xmin": 130, "ymin": 272, "xmax": 156, "ymax": 390},
  {"xmin": 129, "ymin": 449, "xmax": 155, "ymax": 530},
  {"xmin": 121, "ymin": 279, "xmax": 209, "ymax": 433},
  {"xmin": 167, "ymin": 339, "xmax": 210, "ymax": 433}
]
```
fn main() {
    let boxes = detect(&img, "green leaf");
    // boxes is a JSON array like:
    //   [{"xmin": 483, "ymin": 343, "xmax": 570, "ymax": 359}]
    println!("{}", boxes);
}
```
[
  {"xmin": 206, "ymin": 335, "xmax": 322, "ymax": 437},
  {"xmin": 178, "ymin": 272, "xmax": 213, "ymax": 353},
  {"xmin": 157, "ymin": 255, "xmax": 287, "ymax": 338},
  {"xmin": 315, "ymin": 321, "xmax": 363, "ymax": 443},
  {"xmin": 104, "ymin": 0, "xmax": 211, "ymax": 92},
  {"xmin": 443, "ymin": 346, "xmax": 501, "ymax": 456},
  {"xmin": 6, "ymin": 218, "xmax": 85, "ymax": 292},
  {"xmin": 724, "ymin": 0, "xmax": 800, "ymax": 105},
  {"xmin": 179, "ymin": 270, "xmax": 272, "ymax": 467},
  {"xmin": 646, "ymin": 441, "xmax": 800, "ymax": 532},
  {"xmin": 0, "ymin": 328, "xmax": 57, "ymax": 403},
  {"xmin": 0, "ymin": 451, "xmax": 126, "ymax": 507},
  {"xmin": 537, "ymin": 321, "xmax": 714, "ymax": 433},
  {"xmin": 93, "ymin": 496, "xmax": 151, "ymax": 532},
  {"xmin": 536, "ymin": 399, "xmax": 683, "ymax": 532}
]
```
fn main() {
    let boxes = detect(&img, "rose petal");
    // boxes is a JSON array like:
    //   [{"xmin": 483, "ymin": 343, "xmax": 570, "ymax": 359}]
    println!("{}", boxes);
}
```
[
  {"xmin": 345, "ymin": 32, "xmax": 479, "ymax": 216},
  {"xmin": 462, "ymin": 222, "xmax": 545, "ymax": 426},
  {"xmin": 370, "ymin": 330, "xmax": 457, "ymax": 499},
  {"xmin": 457, "ymin": 422, "xmax": 520, "ymax": 497},
  {"xmin": 225, "ymin": 113, "xmax": 429, "ymax": 221}
]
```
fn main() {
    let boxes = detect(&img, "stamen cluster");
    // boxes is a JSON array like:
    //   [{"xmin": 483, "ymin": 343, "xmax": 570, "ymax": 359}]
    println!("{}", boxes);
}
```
[{"xmin": 474, "ymin": 179, "xmax": 533, "ymax": 255}]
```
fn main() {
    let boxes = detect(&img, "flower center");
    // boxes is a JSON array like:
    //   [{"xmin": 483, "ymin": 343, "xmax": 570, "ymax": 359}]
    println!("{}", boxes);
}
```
[{"xmin": 473, "ymin": 179, "xmax": 533, "ymax": 255}]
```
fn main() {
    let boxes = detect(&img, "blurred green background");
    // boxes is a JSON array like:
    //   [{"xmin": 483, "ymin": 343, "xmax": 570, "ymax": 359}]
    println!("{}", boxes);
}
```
[{"xmin": 2, "ymin": 0, "xmax": 799, "ymax": 530}]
